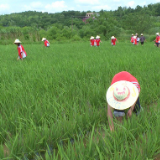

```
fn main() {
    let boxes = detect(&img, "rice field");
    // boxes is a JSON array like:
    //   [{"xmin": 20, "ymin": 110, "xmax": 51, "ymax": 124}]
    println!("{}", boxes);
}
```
[{"xmin": 1, "ymin": 41, "xmax": 160, "ymax": 159}]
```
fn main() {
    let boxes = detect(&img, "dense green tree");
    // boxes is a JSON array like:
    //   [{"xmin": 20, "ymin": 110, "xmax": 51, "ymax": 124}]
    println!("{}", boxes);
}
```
[
  {"xmin": 154, "ymin": 3, "xmax": 160, "ymax": 16},
  {"xmin": 0, "ymin": 4, "xmax": 160, "ymax": 42},
  {"xmin": 122, "ymin": 11, "xmax": 154, "ymax": 34},
  {"xmin": 47, "ymin": 26, "xmax": 59, "ymax": 39},
  {"xmin": 93, "ymin": 12, "xmax": 119, "ymax": 38}
]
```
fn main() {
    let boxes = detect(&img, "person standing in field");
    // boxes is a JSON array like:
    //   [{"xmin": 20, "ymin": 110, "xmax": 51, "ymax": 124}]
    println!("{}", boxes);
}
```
[
  {"xmin": 106, "ymin": 71, "xmax": 142, "ymax": 132},
  {"xmin": 133, "ymin": 36, "xmax": 137, "ymax": 45},
  {"xmin": 96, "ymin": 35, "xmax": 101, "ymax": 47},
  {"xmin": 136, "ymin": 35, "xmax": 140, "ymax": 45},
  {"xmin": 130, "ymin": 34, "xmax": 134, "ymax": 44},
  {"xmin": 94, "ymin": 38, "xmax": 97, "ymax": 46},
  {"xmin": 154, "ymin": 33, "xmax": 160, "ymax": 47},
  {"xmin": 14, "ymin": 39, "xmax": 27, "ymax": 60},
  {"xmin": 90, "ymin": 36, "xmax": 94, "ymax": 46},
  {"xmin": 140, "ymin": 33, "xmax": 146, "ymax": 45},
  {"xmin": 111, "ymin": 36, "xmax": 117, "ymax": 46},
  {"xmin": 42, "ymin": 38, "xmax": 50, "ymax": 47}
]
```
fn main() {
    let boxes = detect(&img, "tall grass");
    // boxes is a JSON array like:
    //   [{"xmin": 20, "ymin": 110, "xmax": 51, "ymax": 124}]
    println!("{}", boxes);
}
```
[{"xmin": 0, "ymin": 41, "xmax": 160, "ymax": 159}]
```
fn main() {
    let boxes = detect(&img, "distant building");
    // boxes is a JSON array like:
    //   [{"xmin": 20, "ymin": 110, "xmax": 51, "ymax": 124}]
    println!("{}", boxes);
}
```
[
  {"xmin": 86, "ymin": 12, "xmax": 94, "ymax": 17},
  {"xmin": 82, "ymin": 12, "xmax": 99, "ymax": 23}
]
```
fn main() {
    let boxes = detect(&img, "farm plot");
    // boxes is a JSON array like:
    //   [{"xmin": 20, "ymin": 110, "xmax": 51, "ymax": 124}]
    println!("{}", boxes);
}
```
[{"xmin": 0, "ymin": 41, "xmax": 160, "ymax": 159}]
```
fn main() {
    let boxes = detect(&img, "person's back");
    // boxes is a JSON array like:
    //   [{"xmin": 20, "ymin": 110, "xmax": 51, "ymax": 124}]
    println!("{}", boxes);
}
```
[
  {"xmin": 140, "ymin": 34, "xmax": 145, "ymax": 45},
  {"xmin": 44, "ymin": 40, "xmax": 50, "ymax": 47},
  {"xmin": 96, "ymin": 39, "xmax": 101, "ymax": 46},
  {"xmin": 140, "ymin": 36, "xmax": 145, "ymax": 42},
  {"xmin": 111, "ymin": 37, "xmax": 117, "ymax": 45}
]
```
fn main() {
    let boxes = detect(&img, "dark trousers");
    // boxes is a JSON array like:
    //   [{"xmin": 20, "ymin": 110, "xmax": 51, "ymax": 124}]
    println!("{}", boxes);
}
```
[{"xmin": 133, "ymin": 98, "xmax": 141, "ymax": 113}]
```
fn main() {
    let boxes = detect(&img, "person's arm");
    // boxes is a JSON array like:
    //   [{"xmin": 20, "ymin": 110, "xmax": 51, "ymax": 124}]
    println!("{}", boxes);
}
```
[
  {"xmin": 107, "ymin": 104, "xmax": 114, "ymax": 132},
  {"xmin": 127, "ymin": 96, "xmax": 139, "ymax": 118}
]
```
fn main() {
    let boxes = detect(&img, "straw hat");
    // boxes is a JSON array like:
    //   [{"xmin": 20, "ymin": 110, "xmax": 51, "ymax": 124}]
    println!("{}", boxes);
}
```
[
  {"xmin": 96, "ymin": 35, "xmax": 100, "ymax": 39},
  {"xmin": 111, "ymin": 36, "xmax": 115, "ymax": 39},
  {"xmin": 90, "ymin": 36, "xmax": 94, "ymax": 40},
  {"xmin": 156, "ymin": 32, "xmax": 159, "ymax": 35},
  {"xmin": 133, "ymin": 36, "xmax": 137, "ymax": 39},
  {"xmin": 14, "ymin": 39, "xmax": 21, "ymax": 44},
  {"xmin": 141, "ymin": 33, "xmax": 143, "ymax": 35},
  {"xmin": 42, "ymin": 37, "xmax": 46, "ymax": 41},
  {"xmin": 106, "ymin": 80, "xmax": 139, "ymax": 110}
]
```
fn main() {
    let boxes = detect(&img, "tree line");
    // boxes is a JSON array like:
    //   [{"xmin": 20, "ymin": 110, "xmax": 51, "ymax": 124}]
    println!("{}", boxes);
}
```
[{"xmin": 0, "ymin": 3, "xmax": 160, "ymax": 44}]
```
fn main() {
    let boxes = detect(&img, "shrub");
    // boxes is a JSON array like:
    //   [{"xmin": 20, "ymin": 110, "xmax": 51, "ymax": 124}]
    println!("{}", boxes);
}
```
[
  {"xmin": 148, "ymin": 35, "xmax": 156, "ymax": 42},
  {"xmin": 71, "ymin": 35, "xmax": 81, "ymax": 41}
]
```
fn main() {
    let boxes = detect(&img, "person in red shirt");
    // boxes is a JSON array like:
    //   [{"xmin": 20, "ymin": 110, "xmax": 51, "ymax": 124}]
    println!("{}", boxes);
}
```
[
  {"xmin": 90, "ymin": 36, "xmax": 94, "ymax": 46},
  {"xmin": 42, "ymin": 38, "xmax": 50, "ymax": 47},
  {"xmin": 106, "ymin": 71, "xmax": 142, "ymax": 132},
  {"xmin": 133, "ymin": 36, "xmax": 137, "ymax": 45},
  {"xmin": 130, "ymin": 34, "xmax": 134, "ymax": 44},
  {"xmin": 14, "ymin": 39, "xmax": 27, "ymax": 60},
  {"xmin": 95, "ymin": 35, "xmax": 101, "ymax": 47},
  {"xmin": 111, "ymin": 36, "xmax": 117, "ymax": 46},
  {"xmin": 154, "ymin": 33, "xmax": 160, "ymax": 47}
]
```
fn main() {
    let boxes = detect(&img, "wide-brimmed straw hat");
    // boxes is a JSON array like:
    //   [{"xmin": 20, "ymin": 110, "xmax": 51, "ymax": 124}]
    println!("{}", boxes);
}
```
[
  {"xmin": 106, "ymin": 80, "xmax": 139, "ymax": 110},
  {"xmin": 90, "ymin": 36, "xmax": 94, "ymax": 40},
  {"xmin": 14, "ymin": 39, "xmax": 21, "ymax": 44},
  {"xmin": 42, "ymin": 37, "xmax": 46, "ymax": 41},
  {"xmin": 111, "ymin": 36, "xmax": 115, "ymax": 39},
  {"xmin": 133, "ymin": 36, "xmax": 137, "ymax": 39},
  {"xmin": 96, "ymin": 35, "xmax": 100, "ymax": 39}
]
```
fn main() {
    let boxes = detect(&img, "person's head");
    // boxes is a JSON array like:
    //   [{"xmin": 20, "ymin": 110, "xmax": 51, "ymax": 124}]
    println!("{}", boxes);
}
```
[
  {"xmin": 14, "ymin": 39, "xmax": 21, "ymax": 46},
  {"xmin": 90, "ymin": 36, "xmax": 94, "ymax": 40},
  {"xmin": 156, "ymin": 32, "xmax": 159, "ymax": 36},
  {"xmin": 42, "ymin": 37, "xmax": 46, "ymax": 41},
  {"xmin": 96, "ymin": 35, "xmax": 100, "ymax": 39},
  {"xmin": 141, "ymin": 33, "xmax": 143, "ymax": 36},
  {"xmin": 106, "ymin": 81, "xmax": 139, "ymax": 112},
  {"xmin": 133, "ymin": 36, "xmax": 137, "ymax": 39},
  {"xmin": 111, "ymin": 36, "xmax": 115, "ymax": 39}
]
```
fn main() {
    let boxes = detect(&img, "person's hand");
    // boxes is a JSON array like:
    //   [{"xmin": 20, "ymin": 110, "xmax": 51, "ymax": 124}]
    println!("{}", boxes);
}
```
[{"xmin": 109, "ymin": 125, "xmax": 114, "ymax": 132}]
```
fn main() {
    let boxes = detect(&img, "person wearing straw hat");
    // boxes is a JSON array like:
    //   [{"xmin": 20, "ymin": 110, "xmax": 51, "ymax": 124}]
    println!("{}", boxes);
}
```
[
  {"xmin": 154, "ymin": 33, "xmax": 160, "ymax": 47},
  {"xmin": 14, "ymin": 39, "xmax": 27, "ymax": 60},
  {"xmin": 111, "ymin": 36, "xmax": 117, "ymax": 46},
  {"xmin": 140, "ymin": 33, "xmax": 146, "ymax": 45},
  {"xmin": 95, "ymin": 35, "xmax": 101, "ymax": 47},
  {"xmin": 90, "ymin": 36, "xmax": 94, "ymax": 46},
  {"xmin": 130, "ymin": 34, "xmax": 134, "ymax": 43},
  {"xmin": 106, "ymin": 71, "xmax": 142, "ymax": 132},
  {"xmin": 136, "ymin": 35, "xmax": 140, "ymax": 45},
  {"xmin": 42, "ymin": 37, "xmax": 50, "ymax": 47},
  {"xmin": 133, "ymin": 36, "xmax": 137, "ymax": 45}
]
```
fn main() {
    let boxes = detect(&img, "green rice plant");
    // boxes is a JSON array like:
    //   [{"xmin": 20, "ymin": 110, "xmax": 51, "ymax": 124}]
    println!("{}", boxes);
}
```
[{"xmin": 1, "ymin": 41, "xmax": 160, "ymax": 159}]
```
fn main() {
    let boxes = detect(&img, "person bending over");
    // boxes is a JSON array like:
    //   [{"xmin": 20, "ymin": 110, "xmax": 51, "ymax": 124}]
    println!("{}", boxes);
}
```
[{"xmin": 106, "ymin": 71, "xmax": 142, "ymax": 132}]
